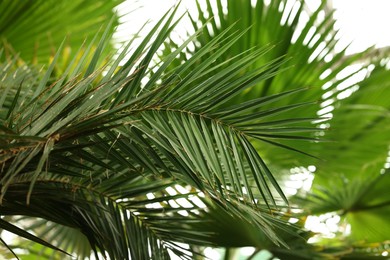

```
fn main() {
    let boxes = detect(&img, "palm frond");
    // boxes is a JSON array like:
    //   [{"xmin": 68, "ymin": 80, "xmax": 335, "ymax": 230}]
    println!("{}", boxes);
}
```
[
  {"xmin": 0, "ymin": 4, "xmax": 322, "ymax": 257},
  {"xmin": 2, "ymin": 0, "xmax": 390, "ymax": 259},
  {"xmin": 295, "ymin": 62, "xmax": 390, "ymax": 243},
  {"xmin": 0, "ymin": 0, "xmax": 123, "ymax": 65},
  {"xmin": 162, "ymin": 0, "xmax": 381, "ymax": 171}
]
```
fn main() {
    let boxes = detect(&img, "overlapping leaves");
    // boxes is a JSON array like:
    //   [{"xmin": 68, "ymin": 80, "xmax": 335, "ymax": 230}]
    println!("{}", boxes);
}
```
[
  {"xmin": 2, "ymin": 0, "xmax": 388, "ymax": 258},
  {"xmin": 0, "ymin": 4, "xmax": 318, "ymax": 258},
  {"xmin": 0, "ymin": 0, "xmax": 123, "ymax": 65}
]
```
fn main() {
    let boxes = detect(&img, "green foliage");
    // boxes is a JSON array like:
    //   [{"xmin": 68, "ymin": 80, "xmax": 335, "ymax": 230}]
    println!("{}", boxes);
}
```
[
  {"xmin": 0, "ymin": 0, "xmax": 122, "ymax": 65},
  {"xmin": 0, "ymin": 0, "xmax": 389, "ymax": 259}
]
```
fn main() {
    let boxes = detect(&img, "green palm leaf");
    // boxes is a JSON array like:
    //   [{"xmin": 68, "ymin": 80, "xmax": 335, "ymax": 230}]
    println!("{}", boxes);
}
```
[
  {"xmin": 295, "ymin": 62, "xmax": 390, "ymax": 244},
  {"xmin": 0, "ymin": 4, "xmax": 318, "ymax": 257},
  {"xmin": 1, "ymin": 0, "xmax": 390, "ymax": 259},
  {"xmin": 0, "ymin": 0, "xmax": 123, "ymax": 66}
]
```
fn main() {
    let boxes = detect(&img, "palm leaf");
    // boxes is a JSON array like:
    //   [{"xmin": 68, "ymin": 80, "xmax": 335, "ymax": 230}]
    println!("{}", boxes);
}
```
[
  {"xmin": 295, "ymin": 62, "xmax": 390, "ymax": 243},
  {"xmin": 163, "ymin": 0, "xmax": 378, "ymax": 171},
  {"xmin": 0, "ymin": 4, "xmax": 319, "ymax": 257},
  {"xmin": 2, "ymin": 0, "xmax": 389, "ymax": 259},
  {"xmin": 0, "ymin": 0, "xmax": 123, "ymax": 66}
]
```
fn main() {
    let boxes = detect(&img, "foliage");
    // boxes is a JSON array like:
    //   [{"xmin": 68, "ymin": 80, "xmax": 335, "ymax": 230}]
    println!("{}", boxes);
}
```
[
  {"xmin": 0, "ymin": 0, "xmax": 389, "ymax": 259},
  {"xmin": 0, "ymin": 0, "xmax": 122, "ymax": 65}
]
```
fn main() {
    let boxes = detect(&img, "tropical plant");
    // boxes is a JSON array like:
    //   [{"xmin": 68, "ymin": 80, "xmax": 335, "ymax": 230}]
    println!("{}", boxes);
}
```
[{"xmin": 0, "ymin": 0, "xmax": 389, "ymax": 259}]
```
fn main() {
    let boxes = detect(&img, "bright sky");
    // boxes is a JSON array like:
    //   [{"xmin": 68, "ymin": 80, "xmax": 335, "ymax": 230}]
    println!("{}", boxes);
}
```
[
  {"xmin": 332, "ymin": 0, "xmax": 390, "ymax": 54},
  {"xmin": 116, "ymin": 0, "xmax": 390, "ymax": 55}
]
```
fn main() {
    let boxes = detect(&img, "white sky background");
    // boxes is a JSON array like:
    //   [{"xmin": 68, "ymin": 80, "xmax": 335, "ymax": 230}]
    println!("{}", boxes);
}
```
[
  {"xmin": 332, "ymin": 0, "xmax": 390, "ymax": 54},
  {"xmin": 115, "ymin": 0, "xmax": 390, "ymax": 55}
]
